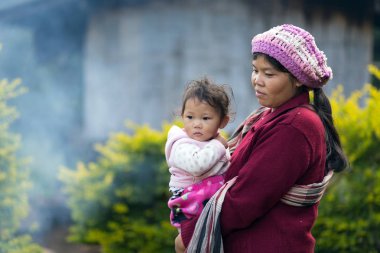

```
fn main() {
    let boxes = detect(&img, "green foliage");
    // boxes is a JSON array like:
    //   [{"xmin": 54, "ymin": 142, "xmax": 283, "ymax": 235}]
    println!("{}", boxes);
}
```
[
  {"xmin": 314, "ymin": 84, "xmax": 380, "ymax": 252},
  {"xmin": 0, "ymin": 235, "xmax": 42, "ymax": 253},
  {"xmin": 0, "ymin": 79, "xmax": 42, "ymax": 253},
  {"xmin": 59, "ymin": 122, "xmax": 177, "ymax": 252}
]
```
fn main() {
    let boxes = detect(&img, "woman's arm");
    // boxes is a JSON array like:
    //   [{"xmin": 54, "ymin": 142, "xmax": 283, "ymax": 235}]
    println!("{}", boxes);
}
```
[{"xmin": 221, "ymin": 125, "xmax": 312, "ymax": 236}]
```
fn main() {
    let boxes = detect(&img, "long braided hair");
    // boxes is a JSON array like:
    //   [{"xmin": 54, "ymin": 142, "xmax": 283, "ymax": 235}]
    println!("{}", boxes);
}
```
[{"xmin": 312, "ymin": 88, "xmax": 349, "ymax": 172}]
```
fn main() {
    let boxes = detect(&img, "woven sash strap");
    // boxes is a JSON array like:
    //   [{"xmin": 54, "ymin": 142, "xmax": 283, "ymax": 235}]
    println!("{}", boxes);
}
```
[
  {"xmin": 281, "ymin": 170, "xmax": 334, "ymax": 206},
  {"xmin": 186, "ymin": 177, "xmax": 237, "ymax": 253},
  {"xmin": 186, "ymin": 107, "xmax": 334, "ymax": 252}
]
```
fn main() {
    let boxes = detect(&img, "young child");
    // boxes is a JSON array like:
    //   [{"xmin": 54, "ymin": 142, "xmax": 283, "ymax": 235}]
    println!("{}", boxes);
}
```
[{"xmin": 165, "ymin": 77, "xmax": 233, "ymax": 252}]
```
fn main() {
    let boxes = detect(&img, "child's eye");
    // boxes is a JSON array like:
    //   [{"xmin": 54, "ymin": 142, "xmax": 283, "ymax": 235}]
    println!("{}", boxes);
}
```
[
  {"xmin": 203, "ymin": 117, "xmax": 210, "ymax": 120},
  {"xmin": 186, "ymin": 116, "xmax": 193, "ymax": 119}
]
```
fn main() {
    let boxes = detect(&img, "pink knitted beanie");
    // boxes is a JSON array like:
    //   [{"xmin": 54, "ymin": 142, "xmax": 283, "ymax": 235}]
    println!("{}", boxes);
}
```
[{"xmin": 251, "ymin": 24, "xmax": 332, "ymax": 88}]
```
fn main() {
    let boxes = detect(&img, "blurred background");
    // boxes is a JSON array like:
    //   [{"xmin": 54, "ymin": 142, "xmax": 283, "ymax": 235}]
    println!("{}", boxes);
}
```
[{"xmin": 0, "ymin": 0, "xmax": 379, "ymax": 252}]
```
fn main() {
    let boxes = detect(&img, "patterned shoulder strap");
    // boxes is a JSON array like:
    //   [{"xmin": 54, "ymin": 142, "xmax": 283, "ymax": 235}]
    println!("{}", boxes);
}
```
[{"xmin": 228, "ymin": 107, "xmax": 268, "ymax": 155}]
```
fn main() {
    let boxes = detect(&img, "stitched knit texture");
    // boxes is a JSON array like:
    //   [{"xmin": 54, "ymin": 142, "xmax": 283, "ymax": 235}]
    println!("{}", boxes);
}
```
[{"xmin": 251, "ymin": 24, "xmax": 332, "ymax": 88}]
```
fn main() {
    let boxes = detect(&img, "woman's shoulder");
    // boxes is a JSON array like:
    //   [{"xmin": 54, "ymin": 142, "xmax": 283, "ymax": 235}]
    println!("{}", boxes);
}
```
[{"xmin": 285, "ymin": 106, "xmax": 324, "ymax": 135}]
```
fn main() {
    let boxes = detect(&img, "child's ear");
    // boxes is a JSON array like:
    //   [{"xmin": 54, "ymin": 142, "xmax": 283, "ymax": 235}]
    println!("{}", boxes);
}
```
[{"xmin": 219, "ymin": 115, "xmax": 229, "ymax": 129}]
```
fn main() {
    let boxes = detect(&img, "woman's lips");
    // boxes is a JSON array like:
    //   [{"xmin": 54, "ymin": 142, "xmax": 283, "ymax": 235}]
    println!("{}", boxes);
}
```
[{"xmin": 255, "ymin": 89, "xmax": 266, "ymax": 98}]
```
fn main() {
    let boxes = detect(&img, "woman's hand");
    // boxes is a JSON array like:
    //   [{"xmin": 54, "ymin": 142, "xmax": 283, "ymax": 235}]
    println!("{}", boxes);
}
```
[
  {"xmin": 175, "ymin": 234, "xmax": 186, "ymax": 253},
  {"xmin": 215, "ymin": 133, "xmax": 228, "ymax": 148}
]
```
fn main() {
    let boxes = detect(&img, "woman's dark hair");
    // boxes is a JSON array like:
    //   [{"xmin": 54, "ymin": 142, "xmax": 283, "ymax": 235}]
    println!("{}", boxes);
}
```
[
  {"xmin": 253, "ymin": 52, "xmax": 289, "ymax": 73},
  {"xmin": 253, "ymin": 52, "xmax": 301, "ymax": 86},
  {"xmin": 313, "ymin": 88, "xmax": 349, "ymax": 172},
  {"xmin": 252, "ymin": 52, "xmax": 349, "ymax": 173},
  {"xmin": 181, "ymin": 77, "xmax": 233, "ymax": 120}
]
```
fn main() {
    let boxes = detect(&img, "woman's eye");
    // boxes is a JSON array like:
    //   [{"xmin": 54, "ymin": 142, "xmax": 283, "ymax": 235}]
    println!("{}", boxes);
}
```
[{"xmin": 265, "ymin": 73, "xmax": 274, "ymax": 77}]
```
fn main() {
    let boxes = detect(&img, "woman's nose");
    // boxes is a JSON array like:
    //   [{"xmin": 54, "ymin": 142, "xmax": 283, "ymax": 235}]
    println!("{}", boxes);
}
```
[{"xmin": 252, "ymin": 72, "xmax": 263, "ymax": 86}]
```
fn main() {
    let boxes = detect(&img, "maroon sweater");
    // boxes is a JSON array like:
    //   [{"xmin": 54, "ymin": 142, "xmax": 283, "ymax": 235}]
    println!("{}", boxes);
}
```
[{"xmin": 181, "ymin": 92, "xmax": 326, "ymax": 252}]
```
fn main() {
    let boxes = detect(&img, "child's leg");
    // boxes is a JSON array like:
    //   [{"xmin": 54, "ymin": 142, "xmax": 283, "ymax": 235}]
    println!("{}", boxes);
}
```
[{"xmin": 175, "ymin": 234, "xmax": 185, "ymax": 253}]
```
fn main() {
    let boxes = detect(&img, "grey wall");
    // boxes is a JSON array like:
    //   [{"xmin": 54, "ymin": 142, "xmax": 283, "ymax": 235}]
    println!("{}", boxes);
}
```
[{"xmin": 84, "ymin": 0, "xmax": 373, "ymax": 139}]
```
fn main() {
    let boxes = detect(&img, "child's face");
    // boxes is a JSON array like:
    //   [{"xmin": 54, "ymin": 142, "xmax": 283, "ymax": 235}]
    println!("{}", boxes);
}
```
[{"xmin": 182, "ymin": 98, "xmax": 225, "ymax": 142}]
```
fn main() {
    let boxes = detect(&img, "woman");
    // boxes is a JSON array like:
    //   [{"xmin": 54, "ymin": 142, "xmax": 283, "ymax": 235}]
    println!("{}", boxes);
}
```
[{"xmin": 181, "ymin": 24, "xmax": 349, "ymax": 252}]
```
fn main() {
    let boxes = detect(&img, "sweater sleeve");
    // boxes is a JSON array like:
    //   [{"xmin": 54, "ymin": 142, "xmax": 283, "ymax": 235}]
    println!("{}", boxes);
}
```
[
  {"xmin": 221, "ymin": 125, "xmax": 312, "ymax": 236},
  {"xmin": 171, "ymin": 139, "xmax": 226, "ymax": 177}
]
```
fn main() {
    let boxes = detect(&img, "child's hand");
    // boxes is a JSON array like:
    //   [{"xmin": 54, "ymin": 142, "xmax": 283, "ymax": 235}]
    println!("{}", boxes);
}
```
[{"xmin": 215, "ymin": 133, "xmax": 228, "ymax": 148}]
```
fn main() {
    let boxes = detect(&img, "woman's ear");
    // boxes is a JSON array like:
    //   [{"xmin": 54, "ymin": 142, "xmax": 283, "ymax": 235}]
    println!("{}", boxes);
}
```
[
  {"xmin": 295, "ymin": 80, "xmax": 302, "ymax": 87},
  {"xmin": 290, "ymin": 75, "xmax": 302, "ymax": 88},
  {"xmin": 219, "ymin": 115, "xmax": 230, "ymax": 129}
]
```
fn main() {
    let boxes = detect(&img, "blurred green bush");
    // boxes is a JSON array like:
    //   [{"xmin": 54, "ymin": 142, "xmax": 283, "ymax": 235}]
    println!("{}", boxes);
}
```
[
  {"xmin": 59, "ymin": 123, "xmax": 177, "ymax": 253},
  {"xmin": 314, "ymin": 82, "xmax": 380, "ymax": 252},
  {"xmin": 0, "ymin": 79, "xmax": 42, "ymax": 253}
]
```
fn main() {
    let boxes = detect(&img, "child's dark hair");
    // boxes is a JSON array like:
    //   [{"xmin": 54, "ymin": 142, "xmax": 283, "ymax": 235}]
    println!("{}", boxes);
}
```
[
  {"xmin": 253, "ymin": 52, "xmax": 349, "ymax": 173},
  {"xmin": 181, "ymin": 77, "xmax": 233, "ymax": 120}
]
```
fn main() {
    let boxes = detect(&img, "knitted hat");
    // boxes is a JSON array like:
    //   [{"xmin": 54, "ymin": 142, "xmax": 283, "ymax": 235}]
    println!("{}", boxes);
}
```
[{"xmin": 251, "ymin": 24, "xmax": 332, "ymax": 88}]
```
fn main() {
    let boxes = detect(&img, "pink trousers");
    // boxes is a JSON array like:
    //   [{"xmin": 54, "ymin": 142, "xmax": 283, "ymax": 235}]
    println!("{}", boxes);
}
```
[{"xmin": 168, "ymin": 174, "xmax": 225, "ymax": 228}]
